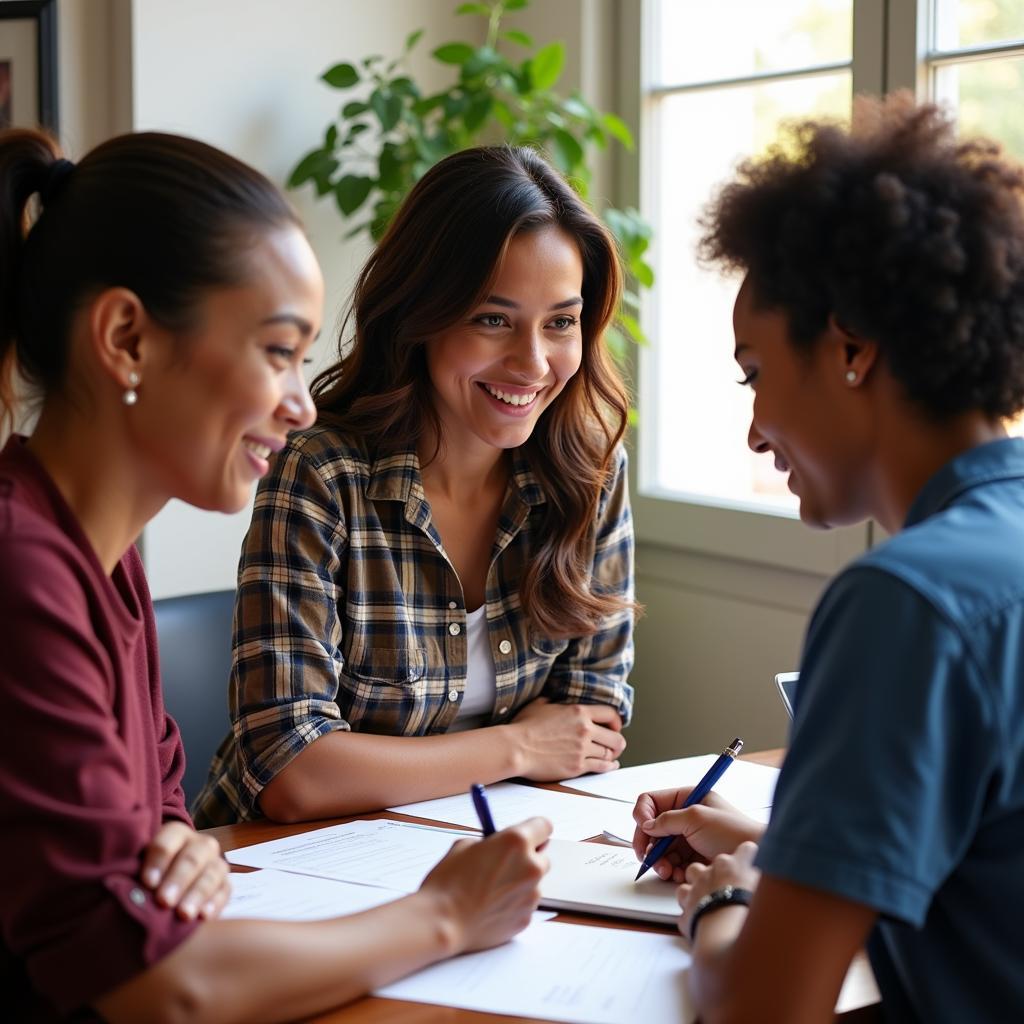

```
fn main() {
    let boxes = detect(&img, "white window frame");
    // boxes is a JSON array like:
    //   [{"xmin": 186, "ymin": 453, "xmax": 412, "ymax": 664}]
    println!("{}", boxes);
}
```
[{"xmin": 617, "ymin": 0, "xmax": 939, "ymax": 574}]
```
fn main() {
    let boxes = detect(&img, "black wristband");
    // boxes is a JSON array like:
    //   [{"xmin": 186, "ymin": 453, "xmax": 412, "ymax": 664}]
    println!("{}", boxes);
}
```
[{"xmin": 689, "ymin": 885, "xmax": 753, "ymax": 942}]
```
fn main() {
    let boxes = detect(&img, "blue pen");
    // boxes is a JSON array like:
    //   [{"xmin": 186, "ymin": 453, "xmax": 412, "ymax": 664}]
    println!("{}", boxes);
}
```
[
  {"xmin": 470, "ymin": 782, "xmax": 497, "ymax": 836},
  {"xmin": 634, "ymin": 737, "xmax": 744, "ymax": 881}
]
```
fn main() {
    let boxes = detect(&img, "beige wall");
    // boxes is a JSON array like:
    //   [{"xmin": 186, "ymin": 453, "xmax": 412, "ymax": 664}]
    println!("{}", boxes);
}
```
[{"xmin": 125, "ymin": 0, "xmax": 475, "ymax": 597}]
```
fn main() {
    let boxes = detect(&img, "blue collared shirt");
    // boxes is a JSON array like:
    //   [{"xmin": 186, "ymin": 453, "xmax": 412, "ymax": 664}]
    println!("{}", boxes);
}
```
[{"xmin": 759, "ymin": 438, "xmax": 1024, "ymax": 1022}]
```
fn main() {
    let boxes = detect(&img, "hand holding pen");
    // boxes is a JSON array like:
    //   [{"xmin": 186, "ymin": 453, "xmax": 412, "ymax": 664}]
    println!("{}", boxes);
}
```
[{"xmin": 634, "ymin": 738, "xmax": 756, "ymax": 881}]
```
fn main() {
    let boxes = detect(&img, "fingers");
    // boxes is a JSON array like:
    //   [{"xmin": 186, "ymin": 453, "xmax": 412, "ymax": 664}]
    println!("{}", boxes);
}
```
[
  {"xmin": 175, "ymin": 854, "xmax": 230, "ymax": 920},
  {"xmin": 590, "ymin": 723, "xmax": 626, "ymax": 758},
  {"xmin": 196, "ymin": 871, "xmax": 232, "ymax": 921},
  {"xmin": 147, "ymin": 829, "xmax": 226, "ymax": 916},
  {"xmin": 506, "ymin": 815, "xmax": 554, "ymax": 852},
  {"xmin": 641, "ymin": 806, "xmax": 702, "ymax": 837},
  {"xmin": 141, "ymin": 821, "xmax": 191, "ymax": 890},
  {"xmin": 582, "ymin": 704, "xmax": 624, "ymax": 730}
]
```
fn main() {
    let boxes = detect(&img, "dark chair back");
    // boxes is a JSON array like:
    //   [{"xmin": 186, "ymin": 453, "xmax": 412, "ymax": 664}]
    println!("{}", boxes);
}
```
[{"xmin": 152, "ymin": 589, "xmax": 235, "ymax": 808}]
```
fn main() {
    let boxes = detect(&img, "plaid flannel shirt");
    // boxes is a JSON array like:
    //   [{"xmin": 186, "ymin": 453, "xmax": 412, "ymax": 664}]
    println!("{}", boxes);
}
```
[{"xmin": 193, "ymin": 425, "xmax": 634, "ymax": 827}]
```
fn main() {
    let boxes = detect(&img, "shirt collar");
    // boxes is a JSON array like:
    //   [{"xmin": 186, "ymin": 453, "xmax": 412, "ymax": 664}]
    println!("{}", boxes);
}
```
[
  {"xmin": 366, "ymin": 442, "xmax": 547, "ymax": 508},
  {"xmin": 904, "ymin": 437, "xmax": 1024, "ymax": 528}
]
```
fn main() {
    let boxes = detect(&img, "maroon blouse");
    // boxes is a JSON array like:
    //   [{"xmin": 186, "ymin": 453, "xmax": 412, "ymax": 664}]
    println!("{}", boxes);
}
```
[{"xmin": 0, "ymin": 437, "xmax": 199, "ymax": 1020}]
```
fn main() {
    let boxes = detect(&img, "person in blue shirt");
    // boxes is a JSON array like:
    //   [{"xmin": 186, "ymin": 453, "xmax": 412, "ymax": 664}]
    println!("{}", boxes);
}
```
[{"xmin": 631, "ymin": 95, "xmax": 1024, "ymax": 1022}]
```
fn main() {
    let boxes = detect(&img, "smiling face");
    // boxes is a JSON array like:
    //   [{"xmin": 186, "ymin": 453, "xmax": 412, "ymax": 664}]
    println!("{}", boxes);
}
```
[
  {"xmin": 424, "ymin": 225, "xmax": 585, "ymax": 457},
  {"xmin": 133, "ymin": 224, "xmax": 323, "ymax": 513},
  {"xmin": 733, "ymin": 276, "xmax": 873, "ymax": 529}
]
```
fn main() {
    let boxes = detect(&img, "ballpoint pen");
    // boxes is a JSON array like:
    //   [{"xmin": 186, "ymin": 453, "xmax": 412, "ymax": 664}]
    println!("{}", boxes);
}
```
[
  {"xmin": 634, "ymin": 737, "xmax": 744, "ymax": 881},
  {"xmin": 470, "ymin": 782, "xmax": 497, "ymax": 836}
]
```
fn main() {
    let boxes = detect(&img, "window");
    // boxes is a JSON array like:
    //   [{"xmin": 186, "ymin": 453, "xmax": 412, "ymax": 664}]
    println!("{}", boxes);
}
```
[
  {"xmin": 928, "ymin": 0, "xmax": 1024, "ymax": 162},
  {"xmin": 641, "ymin": 0, "xmax": 853, "ymax": 517},
  {"xmin": 627, "ymin": 0, "xmax": 1024, "ymax": 567}
]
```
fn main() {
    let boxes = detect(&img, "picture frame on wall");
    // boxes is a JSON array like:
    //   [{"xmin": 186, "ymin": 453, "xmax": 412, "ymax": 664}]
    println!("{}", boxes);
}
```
[{"xmin": 0, "ymin": 0, "xmax": 59, "ymax": 133}]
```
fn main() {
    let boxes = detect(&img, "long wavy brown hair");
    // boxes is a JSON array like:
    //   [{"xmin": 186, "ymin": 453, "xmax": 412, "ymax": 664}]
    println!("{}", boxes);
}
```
[{"xmin": 313, "ymin": 146, "xmax": 632, "ymax": 639}]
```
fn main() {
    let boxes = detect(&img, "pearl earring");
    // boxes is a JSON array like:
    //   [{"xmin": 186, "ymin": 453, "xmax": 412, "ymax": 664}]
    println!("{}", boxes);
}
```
[
  {"xmin": 123, "ymin": 371, "xmax": 140, "ymax": 406},
  {"xmin": 845, "ymin": 370, "xmax": 858, "ymax": 384}
]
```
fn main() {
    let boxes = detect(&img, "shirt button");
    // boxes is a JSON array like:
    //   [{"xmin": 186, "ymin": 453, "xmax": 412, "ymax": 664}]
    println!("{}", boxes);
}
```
[
  {"xmin": 448, "ymin": 601, "xmax": 458, "ymax": 610},
  {"xmin": 498, "ymin": 705, "xmax": 509, "ymax": 716},
  {"xmin": 498, "ymin": 639, "xmax": 512, "ymax": 655},
  {"xmin": 129, "ymin": 887, "xmax": 146, "ymax": 906},
  {"xmin": 448, "ymin": 622, "xmax": 461, "ymax": 636},
  {"xmin": 448, "ymin": 689, "xmax": 459, "ymax": 702}
]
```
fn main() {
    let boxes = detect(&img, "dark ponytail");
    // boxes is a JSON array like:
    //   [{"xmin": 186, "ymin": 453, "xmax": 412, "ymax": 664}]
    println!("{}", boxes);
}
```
[
  {"xmin": 0, "ymin": 129, "xmax": 60, "ymax": 425},
  {"xmin": 0, "ymin": 127, "xmax": 300, "ymax": 432}
]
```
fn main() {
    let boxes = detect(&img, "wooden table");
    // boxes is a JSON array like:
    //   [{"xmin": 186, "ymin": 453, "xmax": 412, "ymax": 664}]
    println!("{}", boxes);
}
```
[{"xmin": 204, "ymin": 750, "xmax": 880, "ymax": 1023}]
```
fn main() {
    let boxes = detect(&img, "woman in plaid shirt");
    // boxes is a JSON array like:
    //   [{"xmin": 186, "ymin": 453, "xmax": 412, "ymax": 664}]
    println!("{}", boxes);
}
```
[{"xmin": 195, "ymin": 147, "xmax": 637, "ymax": 827}]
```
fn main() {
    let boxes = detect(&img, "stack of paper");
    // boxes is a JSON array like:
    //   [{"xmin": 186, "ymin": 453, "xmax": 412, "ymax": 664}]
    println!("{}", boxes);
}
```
[
  {"xmin": 541, "ymin": 839, "xmax": 680, "ymax": 924},
  {"xmin": 561, "ymin": 755, "xmax": 779, "ymax": 823},
  {"xmin": 377, "ymin": 919, "xmax": 696, "ymax": 1024},
  {"xmin": 390, "ymin": 781, "xmax": 639, "ymax": 841}
]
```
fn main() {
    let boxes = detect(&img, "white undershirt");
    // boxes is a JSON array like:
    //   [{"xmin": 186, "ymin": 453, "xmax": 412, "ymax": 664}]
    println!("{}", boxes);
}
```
[{"xmin": 449, "ymin": 604, "xmax": 497, "ymax": 732}]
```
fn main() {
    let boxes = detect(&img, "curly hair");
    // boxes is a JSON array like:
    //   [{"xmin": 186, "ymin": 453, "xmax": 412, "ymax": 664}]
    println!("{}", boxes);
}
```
[{"xmin": 698, "ymin": 93, "xmax": 1024, "ymax": 419}]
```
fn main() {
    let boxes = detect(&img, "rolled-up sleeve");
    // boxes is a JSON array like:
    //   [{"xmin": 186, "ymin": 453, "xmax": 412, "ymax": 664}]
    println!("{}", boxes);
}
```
[
  {"xmin": 542, "ymin": 446, "xmax": 636, "ymax": 724},
  {"xmin": 231, "ymin": 441, "xmax": 352, "ymax": 816},
  {"xmin": 0, "ymin": 546, "xmax": 198, "ymax": 1015}
]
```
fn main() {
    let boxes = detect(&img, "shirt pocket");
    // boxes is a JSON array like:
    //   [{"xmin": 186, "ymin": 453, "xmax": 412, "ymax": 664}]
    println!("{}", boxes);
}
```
[
  {"xmin": 343, "ymin": 642, "xmax": 427, "ymax": 686},
  {"xmin": 529, "ymin": 633, "xmax": 570, "ymax": 659}
]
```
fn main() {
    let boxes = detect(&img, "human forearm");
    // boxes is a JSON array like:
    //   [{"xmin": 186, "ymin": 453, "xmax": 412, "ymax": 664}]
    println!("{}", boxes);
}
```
[
  {"xmin": 258, "ymin": 726, "xmax": 524, "ymax": 821},
  {"xmin": 94, "ymin": 891, "xmax": 458, "ymax": 1024}
]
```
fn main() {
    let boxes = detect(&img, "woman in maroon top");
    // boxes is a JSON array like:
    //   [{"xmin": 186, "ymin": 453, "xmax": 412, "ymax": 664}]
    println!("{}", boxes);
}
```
[{"xmin": 0, "ymin": 128, "xmax": 550, "ymax": 1023}]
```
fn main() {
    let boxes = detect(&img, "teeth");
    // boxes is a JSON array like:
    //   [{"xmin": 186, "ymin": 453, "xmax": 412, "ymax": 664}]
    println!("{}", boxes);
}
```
[
  {"xmin": 483, "ymin": 383, "xmax": 539, "ymax": 407},
  {"xmin": 243, "ymin": 439, "xmax": 272, "ymax": 459}
]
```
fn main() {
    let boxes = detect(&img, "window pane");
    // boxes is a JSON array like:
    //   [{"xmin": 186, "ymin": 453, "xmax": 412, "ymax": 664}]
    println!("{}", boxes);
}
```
[
  {"xmin": 644, "ymin": 72, "xmax": 851, "ymax": 511},
  {"xmin": 933, "ymin": 0, "xmax": 1024, "ymax": 50},
  {"xmin": 933, "ymin": 57, "xmax": 1024, "ymax": 161},
  {"xmin": 654, "ymin": 0, "xmax": 851, "ymax": 86}
]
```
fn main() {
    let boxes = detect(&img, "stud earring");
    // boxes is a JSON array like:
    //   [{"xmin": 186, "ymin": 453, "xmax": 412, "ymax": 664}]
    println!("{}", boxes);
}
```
[
  {"xmin": 123, "ymin": 371, "xmax": 140, "ymax": 406},
  {"xmin": 845, "ymin": 370, "xmax": 858, "ymax": 385}
]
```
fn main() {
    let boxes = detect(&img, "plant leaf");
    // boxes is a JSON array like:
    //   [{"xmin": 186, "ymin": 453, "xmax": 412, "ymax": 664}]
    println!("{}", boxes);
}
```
[
  {"xmin": 618, "ymin": 312, "xmax": 648, "ymax": 346},
  {"xmin": 455, "ymin": 2, "xmax": 491, "ymax": 14},
  {"xmin": 287, "ymin": 148, "xmax": 338, "ymax": 190},
  {"xmin": 463, "ymin": 45, "xmax": 502, "ymax": 79},
  {"xmin": 322, "ymin": 63, "xmax": 359, "ymax": 89},
  {"xmin": 377, "ymin": 144, "xmax": 407, "ymax": 191},
  {"xmin": 463, "ymin": 92, "xmax": 493, "ymax": 133},
  {"xmin": 502, "ymin": 29, "xmax": 534, "ymax": 47},
  {"xmin": 342, "ymin": 101, "xmax": 369, "ymax": 118},
  {"xmin": 602, "ymin": 112, "xmax": 634, "ymax": 149},
  {"xmin": 370, "ymin": 88, "xmax": 404, "ymax": 132},
  {"xmin": 551, "ymin": 129, "xmax": 584, "ymax": 174},
  {"xmin": 405, "ymin": 28, "xmax": 424, "ymax": 51},
  {"xmin": 562, "ymin": 96, "xmax": 592, "ymax": 120},
  {"xmin": 413, "ymin": 94, "xmax": 446, "ymax": 117},
  {"xmin": 334, "ymin": 175, "xmax": 374, "ymax": 216},
  {"xmin": 504, "ymin": 0, "xmax": 528, "ymax": 9},
  {"xmin": 633, "ymin": 260, "xmax": 655, "ymax": 288},
  {"xmin": 529, "ymin": 42, "xmax": 564, "ymax": 92},
  {"xmin": 389, "ymin": 76, "xmax": 420, "ymax": 98},
  {"xmin": 433, "ymin": 42, "xmax": 475, "ymax": 64}
]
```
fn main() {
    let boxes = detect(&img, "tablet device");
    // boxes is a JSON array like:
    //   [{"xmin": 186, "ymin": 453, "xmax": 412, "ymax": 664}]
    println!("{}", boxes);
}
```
[{"xmin": 774, "ymin": 672, "xmax": 799, "ymax": 718}]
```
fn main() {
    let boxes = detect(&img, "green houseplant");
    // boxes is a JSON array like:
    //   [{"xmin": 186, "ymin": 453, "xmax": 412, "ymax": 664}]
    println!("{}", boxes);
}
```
[{"xmin": 288, "ymin": 0, "xmax": 652, "ymax": 360}]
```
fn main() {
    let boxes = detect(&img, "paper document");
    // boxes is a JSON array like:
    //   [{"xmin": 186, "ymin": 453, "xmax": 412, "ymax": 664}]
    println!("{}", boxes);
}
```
[
  {"xmin": 561, "ymin": 755, "xmax": 779, "ymax": 819},
  {"xmin": 377, "ymin": 919, "xmax": 695, "ymax": 1024},
  {"xmin": 226, "ymin": 819, "xmax": 464, "ymax": 892},
  {"xmin": 224, "ymin": 868, "xmax": 556, "ymax": 925},
  {"xmin": 541, "ymin": 839, "xmax": 680, "ymax": 924},
  {"xmin": 390, "ymin": 781, "xmax": 638, "ymax": 842},
  {"xmin": 224, "ymin": 869, "xmax": 397, "ymax": 920}
]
